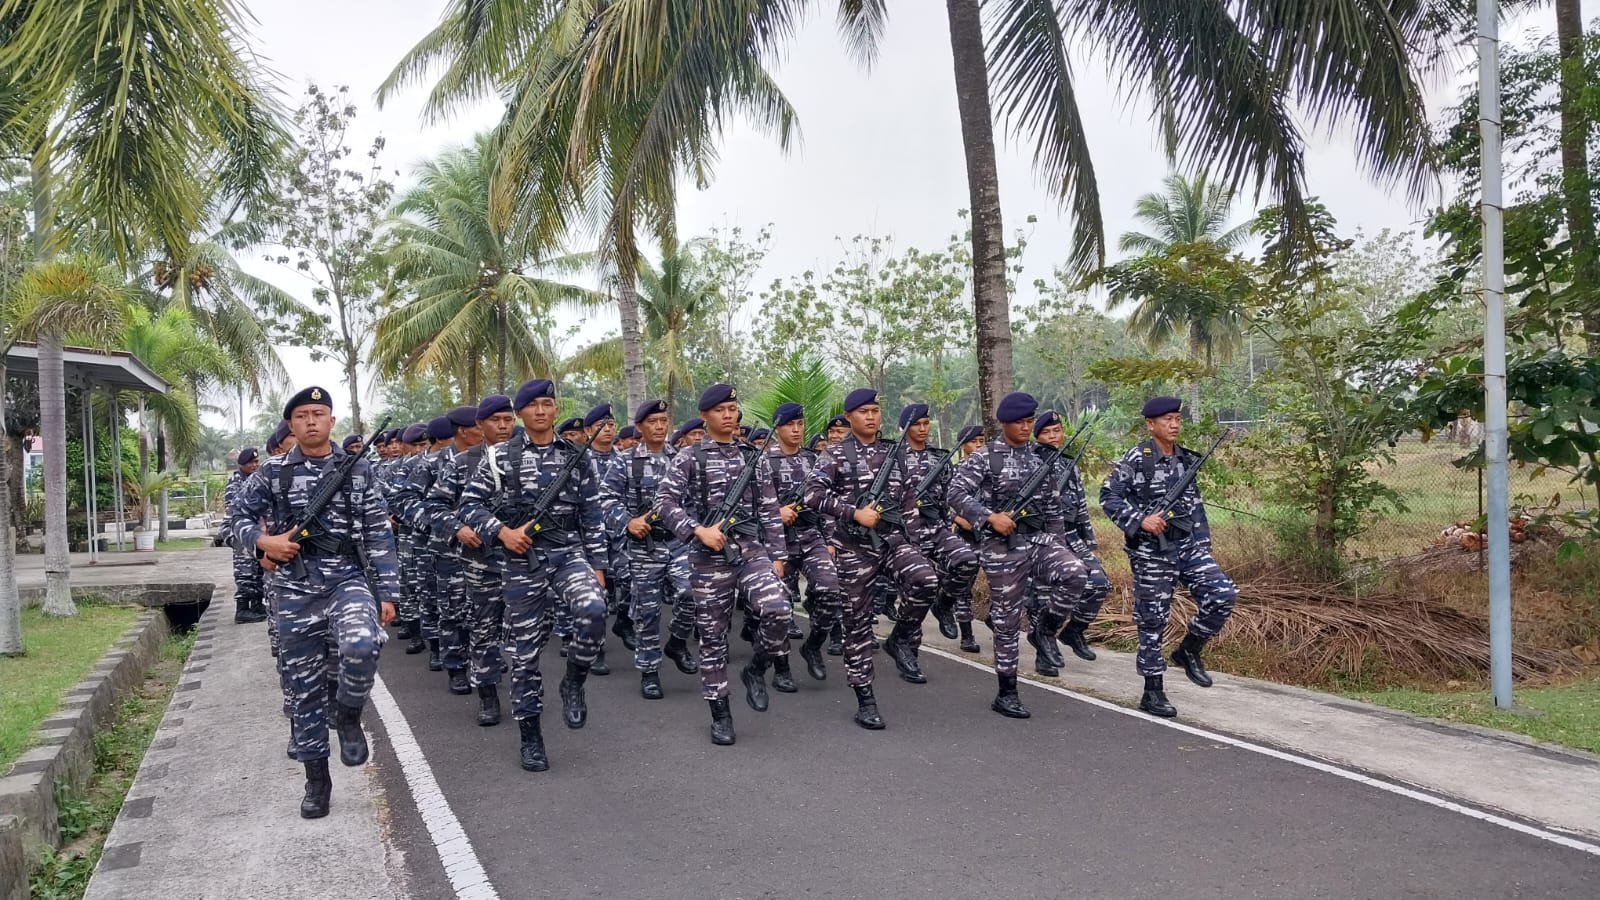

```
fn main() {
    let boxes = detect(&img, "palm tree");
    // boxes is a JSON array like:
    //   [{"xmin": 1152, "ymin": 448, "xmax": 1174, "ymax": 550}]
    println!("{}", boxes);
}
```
[
  {"xmin": 372, "ymin": 134, "xmax": 601, "ymax": 395},
  {"xmin": 13, "ymin": 257, "xmax": 131, "ymax": 616},
  {"xmin": 637, "ymin": 243, "xmax": 718, "ymax": 418},
  {"xmin": 744, "ymin": 356, "xmax": 841, "ymax": 444},
  {"xmin": 1118, "ymin": 174, "xmax": 1254, "ymax": 256}
]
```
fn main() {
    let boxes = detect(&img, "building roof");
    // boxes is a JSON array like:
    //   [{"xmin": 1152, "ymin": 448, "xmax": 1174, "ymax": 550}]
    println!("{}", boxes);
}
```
[{"xmin": 6, "ymin": 341, "xmax": 169, "ymax": 394}]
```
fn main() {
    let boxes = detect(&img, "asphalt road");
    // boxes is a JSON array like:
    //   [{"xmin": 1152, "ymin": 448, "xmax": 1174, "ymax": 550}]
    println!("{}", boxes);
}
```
[{"xmin": 369, "ymin": 628, "xmax": 1600, "ymax": 899}]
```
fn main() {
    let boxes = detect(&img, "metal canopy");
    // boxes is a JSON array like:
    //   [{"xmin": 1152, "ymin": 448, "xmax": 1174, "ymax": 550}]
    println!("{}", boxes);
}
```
[{"xmin": 6, "ymin": 341, "xmax": 169, "ymax": 394}]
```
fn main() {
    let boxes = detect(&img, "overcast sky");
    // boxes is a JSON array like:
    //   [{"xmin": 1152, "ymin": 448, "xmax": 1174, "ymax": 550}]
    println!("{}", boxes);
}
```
[{"xmin": 225, "ymin": 0, "xmax": 1569, "ymax": 429}]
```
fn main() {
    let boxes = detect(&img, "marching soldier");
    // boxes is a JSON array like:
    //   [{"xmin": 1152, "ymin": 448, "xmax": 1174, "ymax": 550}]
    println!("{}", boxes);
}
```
[
  {"xmin": 766, "ymin": 402, "xmax": 844, "ymax": 685},
  {"xmin": 458, "ymin": 379, "xmax": 609, "ymax": 772},
  {"xmin": 387, "ymin": 423, "xmax": 430, "ymax": 653},
  {"xmin": 586, "ymin": 402, "xmax": 636, "ymax": 656},
  {"xmin": 600, "ymin": 399, "xmax": 699, "ymax": 699},
  {"xmin": 803, "ymin": 388, "xmax": 938, "ymax": 728},
  {"xmin": 225, "ymin": 448, "xmax": 267, "ymax": 624},
  {"xmin": 615, "ymin": 424, "xmax": 640, "ymax": 452},
  {"xmin": 229, "ymin": 387, "xmax": 398, "ymax": 818},
  {"xmin": 411, "ymin": 407, "xmax": 483, "ymax": 694},
  {"xmin": 341, "ymin": 434, "xmax": 365, "ymax": 455},
  {"xmin": 947, "ymin": 392, "xmax": 1089, "ymax": 718},
  {"xmin": 1099, "ymin": 397, "xmax": 1238, "ymax": 718},
  {"xmin": 390, "ymin": 416, "xmax": 457, "ymax": 670},
  {"xmin": 825, "ymin": 414, "xmax": 849, "ymax": 448},
  {"xmin": 263, "ymin": 421, "xmax": 296, "ymax": 659},
  {"xmin": 1033, "ymin": 411, "xmax": 1110, "ymax": 670},
  {"xmin": 948, "ymin": 425, "xmax": 985, "ymax": 653},
  {"xmin": 558, "ymin": 416, "xmax": 587, "ymax": 443},
  {"xmin": 899, "ymin": 403, "xmax": 979, "ymax": 651},
  {"xmin": 654, "ymin": 383, "xmax": 791, "ymax": 745}
]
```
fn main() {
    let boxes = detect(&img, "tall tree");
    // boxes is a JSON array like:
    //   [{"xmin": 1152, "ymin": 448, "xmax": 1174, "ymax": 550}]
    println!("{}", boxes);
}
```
[
  {"xmin": 1554, "ymin": 0, "xmax": 1600, "ymax": 346},
  {"xmin": 1118, "ymin": 173, "xmax": 1254, "ymax": 255},
  {"xmin": 637, "ymin": 243, "xmax": 718, "ymax": 417}
]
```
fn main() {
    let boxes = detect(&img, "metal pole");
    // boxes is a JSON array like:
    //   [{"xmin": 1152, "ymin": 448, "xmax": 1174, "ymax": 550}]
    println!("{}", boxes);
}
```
[
  {"xmin": 110, "ymin": 391, "xmax": 124, "ymax": 551},
  {"xmin": 1478, "ymin": 0, "xmax": 1514, "ymax": 709},
  {"xmin": 82, "ymin": 383, "xmax": 97, "ymax": 564}
]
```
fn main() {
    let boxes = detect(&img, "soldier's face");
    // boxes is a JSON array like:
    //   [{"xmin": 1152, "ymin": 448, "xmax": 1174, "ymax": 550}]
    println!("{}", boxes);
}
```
[
  {"xmin": 347, "ymin": 441, "xmax": 363, "ymax": 455},
  {"xmin": 482, "ymin": 411, "xmax": 516, "ymax": 443},
  {"xmin": 684, "ymin": 428, "xmax": 706, "ymax": 445},
  {"xmin": 617, "ymin": 436, "xmax": 638, "ymax": 450},
  {"xmin": 775, "ymin": 419, "xmax": 804, "ymax": 450},
  {"xmin": 289, "ymin": 406, "xmax": 333, "ymax": 450},
  {"xmin": 961, "ymin": 437, "xmax": 983, "ymax": 455},
  {"xmin": 457, "ymin": 423, "xmax": 483, "ymax": 447},
  {"xmin": 240, "ymin": 460, "xmax": 259, "ymax": 475},
  {"xmin": 905, "ymin": 418, "xmax": 930, "ymax": 446},
  {"xmin": 519, "ymin": 397, "xmax": 558, "ymax": 436},
  {"xmin": 1001, "ymin": 417, "xmax": 1033, "ymax": 446},
  {"xmin": 705, "ymin": 401, "xmax": 740, "ymax": 439},
  {"xmin": 594, "ymin": 419, "xmax": 616, "ymax": 444},
  {"xmin": 1038, "ymin": 423, "xmax": 1064, "ymax": 448},
  {"xmin": 827, "ymin": 424, "xmax": 847, "ymax": 444},
  {"xmin": 641, "ymin": 412, "xmax": 669, "ymax": 445},
  {"xmin": 846, "ymin": 404, "xmax": 880, "ymax": 439},
  {"xmin": 1147, "ymin": 412, "xmax": 1182, "ymax": 444}
]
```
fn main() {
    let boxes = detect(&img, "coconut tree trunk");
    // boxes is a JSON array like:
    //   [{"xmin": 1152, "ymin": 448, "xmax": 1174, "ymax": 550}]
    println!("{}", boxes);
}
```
[
  {"xmin": 614, "ymin": 243, "xmax": 647, "ymax": 417},
  {"xmin": 0, "ymin": 357, "xmax": 22, "ymax": 654},
  {"xmin": 156, "ymin": 426, "xmax": 170, "ymax": 543},
  {"xmin": 1554, "ymin": 0, "xmax": 1600, "ymax": 348},
  {"xmin": 38, "ymin": 332, "xmax": 76, "ymax": 616},
  {"xmin": 946, "ymin": 0, "xmax": 1015, "ymax": 433}
]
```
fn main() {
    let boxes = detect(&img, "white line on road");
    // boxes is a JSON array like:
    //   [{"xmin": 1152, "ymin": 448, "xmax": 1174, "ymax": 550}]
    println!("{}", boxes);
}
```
[
  {"xmin": 369, "ymin": 676, "xmax": 501, "ymax": 900},
  {"xmin": 919, "ymin": 643, "xmax": 1600, "ymax": 858}
]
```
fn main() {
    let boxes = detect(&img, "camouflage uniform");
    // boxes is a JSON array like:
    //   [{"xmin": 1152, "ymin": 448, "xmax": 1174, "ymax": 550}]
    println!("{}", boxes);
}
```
[
  {"xmin": 224, "ymin": 470, "xmax": 264, "ymax": 612},
  {"xmin": 802, "ymin": 435, "xmax": 937, "ymax": 685},
  {"xmin": 433, "ymin": 442, "xmax": 507, "ymax": 688},
  {"xmin": 458, "ymin": 434, "xmax": 608, "ymax": 721},
  {"xmin": 947, "ymin": 440, "xmax": 1089, "ymax": 676},
  {"xmin": 591, "ymin": 446, "xmax": 634, "ymax": 631},
  {"xmin": 765, "ymin": 443, "xmax": 845, "ymax": 640},
  {"xmin": 418, "ymin": 444, "xmax": 473, "ymax": 673},
  {"xmin": 654, "ymin": 438, "xmax": 791, "ymax": 701},
  {"xmin": 1099, "ymin": 440, "xmax": 1238, "ymax": 676},
  {"xmin": 903, "ymin": 445, "xmax": 980, "ymax": 638},
  {"xmin": 230, "ymin": 446, "xmax": 399, "ymax": 762},
  {"xmin": 600, "ymin": 443, "xmax": 694, "ymax": 674},
  {"xmin": 390, "ymin": 448, "xmax": 445, "ymax": 643},
  {"xmin": 1052, "ymin": 456, "xmax": 1110, "ymax": 627},
  {"xmin": 383, "ymin": 452, "xmax": 425, "ymax": 630}
]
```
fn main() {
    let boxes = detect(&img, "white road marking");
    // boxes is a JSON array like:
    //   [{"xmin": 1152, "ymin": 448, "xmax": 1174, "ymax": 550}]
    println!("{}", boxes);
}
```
[
  {"xmin": 369, "ymin": 676, "xmax": 501, "ymax": 899},
  {"xmin": 919, "ymin": 642, "xmax": 1600, "ymax": 858}
]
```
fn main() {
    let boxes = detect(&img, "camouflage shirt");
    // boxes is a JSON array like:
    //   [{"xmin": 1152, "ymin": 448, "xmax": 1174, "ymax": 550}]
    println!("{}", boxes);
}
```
[
  {"xmin": 802, "ymin": 434, "xmax": 918, "ymax": 548},
  {"xmin": 655, "ymin": 438, "xmax": 786, "ymax": 560},
  {"xmin": 902, "ymin": 445, "xmax": 958, "ymax": 543},
  {"xmin": 457, "ymin": 433, "xmax": 608, "ymax": 568},
  {"xmin": 946, "ymin": 439, "xmax": 1068, "ymax": 538},
  {"xmin": 764, "ymin": 444, "xmax": 826, "ymax": 547},
  {"xmin": 1099, "ymin": 440, "xmax": 1212, "ymax": 554},
  {"xmin": 599, "ymin": 442, "xmax": 676, "ymax": 536}
]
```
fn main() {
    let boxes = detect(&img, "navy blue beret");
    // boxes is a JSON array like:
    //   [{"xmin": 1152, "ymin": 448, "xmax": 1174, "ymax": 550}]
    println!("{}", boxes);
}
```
[
  {"xmin": 401, "ymin": 423, "xmax": 428, "ymax": 443},
  {"xmin": 616, "ymin": 425, "xmax": 639, "ymax": 441},
  {"xmin": 237, "ymin": 447, "xmax": 258, "ymax": 466},
  {"xmin": 341, "ymin": 434, "xmax": 364, "ymax": 449},
  {"xmin": 827, "ymin": 414, "xmax": 848, "ymax": 430},
  {"xmin": 749, "ymin": 427, "xmax": 770, "ymax": 442},
  {"xmin": 557, "ymin": 417, "xmax": 586, "ymax": 434},
  {"xmin": 634, "ymin": 399, "xmax": 668, "ymax": 424},
  {"xmin": 1142, "ymin": 396, "xmax": 1183, "ymax": 418},
  {"xmin": 898, "ymin": 402, "xmax": 929, "ymax": 432},
  {"xmin": 739, "ymin": 424, "xmax": 752, "ymax": 437},
  {"xmin": 698, "ymin": 382, "xmax": 738, "ymax": 412},
  {"xmin": 772, "ymin": 402, "xmax": 804, "ymax": 427},
  {"xmin": 682, "ymin": 417, "xmax": 705, "ymax": 434},
  {"xmin": 584, "ymin": 403, "xmax": 614, "ymax": 428},
  {"xmin": 843, "ymin": 388, "xmax": 878, "ymax": 412},
  {"xmin": 1032, "ymin": 410, "xmax": 1061, "ymax": 438},
  {"xmin": 427, "ymin": 416, "xmax": 454, "ymax": 442},
  {"xmin": 807, "ymin": 433, "xmax": 827, "ymax": 450},
  {"xmin": 996, "ymin": 391, "xmax": 1038, "ymax": 424},
  {"xmin": 372, "ymin": 430, "xmax": 389, "ymax": 444},
  {"xmin": 268, "ymin": 422, "xmax": 291, "ymax": 451},
  {"xmin": 956, "ymin": 425, "xmax": 984, "ymax": 446},
  {"xmin": 477, "ymin": 394, "xmax": 512, "ymax": 420},
  {"xmin": 448, "ymin": 406, "xmax": 478, "ymax": 428},
  {"xmin": 513, "ymin": 378, "xmax": 555, "ymax": 410},
  {"xmin": 282, "ymin": 385, "xmax": 332, "ymax": 420}
]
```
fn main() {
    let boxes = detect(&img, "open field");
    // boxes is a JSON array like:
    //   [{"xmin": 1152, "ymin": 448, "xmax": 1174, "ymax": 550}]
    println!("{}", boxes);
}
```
[{"xmin": 1, "ymin": 604, "xmax": 140, "ymax": 770}]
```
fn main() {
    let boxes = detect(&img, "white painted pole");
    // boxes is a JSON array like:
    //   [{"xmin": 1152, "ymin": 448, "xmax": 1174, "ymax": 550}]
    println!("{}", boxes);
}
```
[{"xmin": 1478, "ymin": 0, "xmax": 1514, "ymax": 708}]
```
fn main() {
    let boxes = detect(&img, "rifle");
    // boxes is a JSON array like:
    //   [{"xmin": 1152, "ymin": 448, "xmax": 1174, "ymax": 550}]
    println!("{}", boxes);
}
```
[
  {"xmin": 504, "ymin": 430, "xmax": 601, "ymax": 562},
  {"xmin": 846, "ymin": 438, "xmax": 907, "ymax": 552},
  {"xmin": 991, "ymin": 417, "xmax": 1095, "ymax": 549},
  {"xmin": 279, "ymin": 416, "xmax": 390, "ymax": 579},
  {"xmin": 702, "ymin": 437, "xmax": 766, "ymax": 564},
  {"xmin": 1146, "ymin": 429, "xmax": 1231, "ymax": 557},
  {"xmin": 910, "ymin": 447, "xmax": 955, "ymax": 521}
]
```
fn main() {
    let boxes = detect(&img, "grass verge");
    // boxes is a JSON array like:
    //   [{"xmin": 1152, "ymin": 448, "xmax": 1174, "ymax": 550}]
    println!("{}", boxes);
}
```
[
  {"xmin": 1, "ymin": 605, "xmax": 140, "ymax": 770},
  {"xmin": 1349, "ymin": 679, "xmax": 1600, "ymax": 755},
  {"xmin": 28, "ymin": 628, "xmax": 194, "ymax": 900}
]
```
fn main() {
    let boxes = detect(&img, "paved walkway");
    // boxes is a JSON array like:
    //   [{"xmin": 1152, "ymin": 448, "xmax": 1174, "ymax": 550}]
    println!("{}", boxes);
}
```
[{"xmin": 43, "ymin": 549, "xmax": 1600, "ymax": 898}]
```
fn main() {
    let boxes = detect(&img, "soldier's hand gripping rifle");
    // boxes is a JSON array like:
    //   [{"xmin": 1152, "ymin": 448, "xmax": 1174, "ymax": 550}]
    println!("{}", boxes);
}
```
[
  {"xmin": 278, "ymin": 416, "xmax": 390, "ymax": 580},
  {"xmin": 703, "ymin": 438, "xmax": 766, "ymax": 565},
  {"xmin": 991, "ymin": 418, "xmax": 1094, "ymax": 550},
  {"xmin": 504, "ymin": 430, "xmax": 601, "ymax": 563},
  {"xmin": 1146, "ymin": 429, "xmax": 1231, "ymax": 557},
  {"xmin": 909, "ymin": 445, "xmax": 959, "ymax": 521},
  {"xmin": 848, "ymin": 438, "xmax": 908, "ymax": 552}
]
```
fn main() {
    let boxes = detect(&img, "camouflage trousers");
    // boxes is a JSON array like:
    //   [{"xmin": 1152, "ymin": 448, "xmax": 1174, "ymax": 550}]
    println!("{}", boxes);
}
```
[
  {"xmin": 667, "ymin": 543, "xmax": 691, "ymax": 604},
  {"xmin": 277, "ymin": 566, "xmax": 383, "ymax": 762},
  {"xmin": 781, "ymin": 531, "xmax": 844, "ymax": 631},
  {"xmin": 608, "ymin": 534, "xmax": 632, "ymax": 616},
  {"xmin": 504, "ymin": 549, "xmax": 606, "ymax": 720},
  {"xmin": 689, "ymin": 542, "xmax": 792, "ymax": 700},
  {"xmin": 981, "ymin": 535, "xmax": 1088, "ymax": 676},
  {"xmin": 624, "ymin": 541, "xmax": 697, "ymax": 674},
  {"xmin": 464, "ymin": 552, "xmax": 505, "ymax": 688},
  {"xmin": 232, "ymin": 547, "xmax": 263, "ymax": 604},
  {"xmin": 414, "ymin": 540, "xmax": 440, "ymax": 641},
  {"xmin": 1066, "ymin": 540, "xmax": 1111, "ymax": 626},
  {"xmin": 1128, "ymin": 542, "xmax": 1238, "ymax": 676},
  {"xmin": 833, "ymin": 540, "xmax": 938, "ymax": 685},
  {"xmin": 395, "ymin": 533, "xmax": 421, "ymax": 624},
  {"xmin": 920, "ymin": 527, "xmax": 979, "ymax": 626},
  {"xmin": 433, "ymin": 551, "xmax": 470, "ymax": 671},
  {"xmin": 266, "ymin": 568, "xmax": 281, "ymax": 655}
]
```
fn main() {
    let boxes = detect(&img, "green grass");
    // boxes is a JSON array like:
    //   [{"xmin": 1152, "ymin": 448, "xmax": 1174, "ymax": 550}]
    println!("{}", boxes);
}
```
[
  {"xmin": 1, "ymin": 605, "xmax": 140, "ymax": 770},
  {"xmin": 1350, "ymin": 679, "xmax": 1600, "ymax": 755}
]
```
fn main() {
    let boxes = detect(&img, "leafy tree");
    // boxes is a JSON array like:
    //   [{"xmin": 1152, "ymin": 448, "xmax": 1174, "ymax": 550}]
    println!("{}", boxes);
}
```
[
  {"xmin": 263, "ymin": 84, "xmax": 396, "ymax": 432},
  {"xmin": 697, "ymin": 224, "xmax": 773, "ymax": 385},
  {"xmin": 1118, "ymin": 173, "xmax": 1253, "ymax": 255},
  {"xmin": 743, "ymin": 356, "xmax": 841, "ymax": 444},
  {"xmin": 638, "ymin": 243, "xmax": 719, "ymax": 418}
]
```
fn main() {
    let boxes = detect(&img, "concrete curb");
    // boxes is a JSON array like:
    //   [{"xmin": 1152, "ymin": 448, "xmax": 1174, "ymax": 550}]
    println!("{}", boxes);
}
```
[
  {"xmin": 0, "ymin": 607, "xmax": 167, "ymax": 894},
  {"xmin": 18, "ymin": 582, "xmax": 209, "ymax": 611}
]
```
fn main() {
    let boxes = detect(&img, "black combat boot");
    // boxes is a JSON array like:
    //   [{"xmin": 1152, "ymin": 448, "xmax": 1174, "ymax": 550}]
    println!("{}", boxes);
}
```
[
  {"xmin": 739, "ymin": 615, "xmax": 756, "ymax": 645},
  {"xmin": 234, "ymin": 598, "xmax": 265, "ymax": 624},
  {"xmin": 558, "ymin": 635, "xmax": 570, "ymax": 658},
  {"xmin": 852, "ymin": 684, "xmax": 886, "ymax": 730},
  {"xmin": 991, "ymin": 673, "xmax": 1031, "ymax": 719},
  {"xmin": 612, "ymin": 605, "xmax": 637, "ymax": 651},
  {"xmin": 559, "ymin": 662, "xmax": 589, "ymax": 729},
  {"xmin": 325, "ymin": 677, "xmax": 339, "ymax": 707},
  {"xmin": 1028, "ymin": 613, "xmax": 1066, "ymax": 670},
  {"xmin": 741, "ymin": 655, "xmax": 771, "ymax": 712},
  {"xmin": 958, "ymin": 620, "xmax": 981, "ymax": 654},
  {"xmin": 252, "ymin": 597, "xmax": 269, "ymax": 618},
  {"xmin": 882, "ymin": 624, "xmax": 927, "ymax": 684},
  {"xmin": 1140, "ymin": 674, "xmax": 1177, "ymax": 717},
  {"xmin": 708, "ymin": 697, "xmax": 736, "ymax": 746},
  {"xmin": 770, "ymin": 655, "xmax": 798, "ymax": 693},
  {"xmin": 334, "ymin": 702, "xmax": 369, "ymax": 766},
  {"xmin": 932, "ymin": 596, "xmax": 958, "ymax": 640},
  {"xmin": 1060, "ymin": 620, "xmax": 1097, "ymax": 661},
  {"xmin": 300, "ymin": 758, "xmax": 332, "ymax": 819},
  {"xmin": 827, "ymin": 621, "xmax": 844, "ymax": 656},
  {"xmin": 664, "ymin": 635, "xmax": 698, "ymax": 674},
  {"xmin": 427, "ymin": 638, "xmax": 443, "ymax": 671},
  {"xmin": 396, "ymin": 618, "xmax": 418, "ymax": 640},
  {"xmin": 590, "ymin": 644, "xmax": 611, "ymax": 676},
  {"xmin": 405, "ymin": 630, "xmax": 426, "ymax": 655},
  {"xmin": 447, "ymin": 668, "xmax": 471, "ymax": 695},
  {"xmin": 518, "ymin": 717, "xmax": 549, "ymax": 771},
  {"xmin": 799, "ymin": 629, "xmax": 827, "ymax": 681},
  {"xmin": 1170, "ymin": 632, "xmax": 1214, "ymax": 688},
  {"xmin": 640, "ymin": 671, "xmax": 663, "ymax": 700},
  {"xmin": 477, "ymin": 684, "xmax": 501, "ymax": 726}
]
